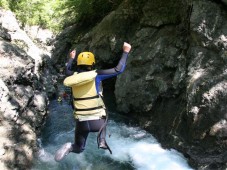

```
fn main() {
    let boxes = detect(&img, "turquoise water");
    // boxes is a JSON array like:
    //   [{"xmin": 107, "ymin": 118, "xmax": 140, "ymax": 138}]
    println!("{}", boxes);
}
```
[{"xmin": 32, "ymin": 98, "xmax": 194, "ymax": 170}]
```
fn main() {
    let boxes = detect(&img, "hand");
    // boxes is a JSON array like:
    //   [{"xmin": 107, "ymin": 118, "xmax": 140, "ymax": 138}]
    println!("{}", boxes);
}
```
[
  {"xmin": 123, "ymin": 42, "xmax": 131, "ymax": 53},
  {"xmin": 69, "ymin": 50, "xmax": 76, "ymax": 59}
]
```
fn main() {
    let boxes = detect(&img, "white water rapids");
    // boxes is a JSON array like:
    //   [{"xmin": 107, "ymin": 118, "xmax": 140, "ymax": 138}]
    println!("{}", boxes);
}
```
[{"xmin": 32, "ymin": 99, "xmax": 194, "ymax": 170}]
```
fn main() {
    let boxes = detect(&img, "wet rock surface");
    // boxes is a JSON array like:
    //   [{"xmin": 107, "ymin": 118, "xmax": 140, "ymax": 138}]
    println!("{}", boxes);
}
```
[{"xmin": 0, "ymin": 8, "xmax": 56, "ymax": 169}]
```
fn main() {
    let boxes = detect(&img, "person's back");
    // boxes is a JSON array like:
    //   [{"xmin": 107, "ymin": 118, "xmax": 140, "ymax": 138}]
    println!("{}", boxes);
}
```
[{"xmin": 54, "ymin": 42, "xmax": 132, "ymax": 161}]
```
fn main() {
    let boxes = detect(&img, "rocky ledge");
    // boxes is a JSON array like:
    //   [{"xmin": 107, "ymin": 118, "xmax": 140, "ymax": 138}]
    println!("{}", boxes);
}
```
[{"xmin": 0, "ymin": 8, "xmax": 57, "ymax": 169}]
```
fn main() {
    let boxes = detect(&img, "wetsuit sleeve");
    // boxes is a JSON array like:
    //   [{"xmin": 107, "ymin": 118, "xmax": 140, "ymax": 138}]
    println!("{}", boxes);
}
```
[
  {"xmin": 65, "ymin": 58, "xmax": 74, "ymax": 76},
  {"xmin": 96, "ymin": 52, "xmax": 129, "ymax": 81}
]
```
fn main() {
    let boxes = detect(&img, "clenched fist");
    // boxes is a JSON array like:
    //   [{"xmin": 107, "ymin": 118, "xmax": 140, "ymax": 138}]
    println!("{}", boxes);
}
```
[
  {"xmin": 123, "ymin": 42, "xmax": 131, "ymax": 53},
  {"xmin": 69, "ymin": 50, "xmax": 76, "ymax": 59}
]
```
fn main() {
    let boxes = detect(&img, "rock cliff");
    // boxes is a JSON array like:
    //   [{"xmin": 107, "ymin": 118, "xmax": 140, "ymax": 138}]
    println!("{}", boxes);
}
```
[{"xmin": 0, "ymin": 8, "xmax": 57, "ymax": 169}]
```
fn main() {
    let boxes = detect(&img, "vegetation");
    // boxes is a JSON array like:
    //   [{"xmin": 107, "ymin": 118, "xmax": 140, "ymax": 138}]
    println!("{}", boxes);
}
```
[{"xmin": 0, "ymin": 0, "xmax": 123, "ymax": 32}]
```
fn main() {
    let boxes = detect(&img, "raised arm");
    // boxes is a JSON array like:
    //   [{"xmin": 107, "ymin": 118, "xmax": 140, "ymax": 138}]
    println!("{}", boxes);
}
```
[
  {"xmin": 96, "ymin": 42, "xmax": 131, "ymax": 80},
  {"xmin": 65, "ymin": 50, "xmax": 76, "ymax": 76}
]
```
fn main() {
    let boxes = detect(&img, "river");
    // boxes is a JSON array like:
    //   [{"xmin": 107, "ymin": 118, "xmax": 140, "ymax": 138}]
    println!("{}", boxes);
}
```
[{"xmin": 32, "ymin": 92, "xmax": 194, "ymax": 170}]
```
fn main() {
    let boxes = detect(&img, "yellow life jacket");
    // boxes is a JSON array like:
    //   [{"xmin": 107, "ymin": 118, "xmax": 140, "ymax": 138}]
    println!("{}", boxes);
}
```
[{"xmin": 63, "ymin": 70, "xmax": 105, "ymax": 116}]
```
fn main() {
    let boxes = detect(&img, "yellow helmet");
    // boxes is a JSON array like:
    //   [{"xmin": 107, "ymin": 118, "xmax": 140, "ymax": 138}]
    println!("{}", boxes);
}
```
[{"xmin": 77, "ymin": 52, "xmax": 95, "ymax": 65}]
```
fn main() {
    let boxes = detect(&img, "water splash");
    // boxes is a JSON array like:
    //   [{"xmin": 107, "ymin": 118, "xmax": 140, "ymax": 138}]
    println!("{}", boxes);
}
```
[{"xmin": 32, "ymin": 100, "xmax": 194, "ymax": 170}]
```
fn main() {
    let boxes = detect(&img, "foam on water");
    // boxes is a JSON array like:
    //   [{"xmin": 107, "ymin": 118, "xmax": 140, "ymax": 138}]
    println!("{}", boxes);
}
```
[
  {"xmin": 103, "ymin": 121, "xmax": 193, "ymax": 170},
  {"xmin": 32, "ymin": 100, "xmax": 194, "ymax": 170}
]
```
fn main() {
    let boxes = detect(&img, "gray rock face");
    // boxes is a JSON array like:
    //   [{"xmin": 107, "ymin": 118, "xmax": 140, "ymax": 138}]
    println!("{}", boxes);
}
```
[
  {"xmin": 0, "ymin": 8, "xmax": 56, "ymax": 170},
  {"xmin": 221, "ymin": 0, "xmax": 227, "ymax": 6},
  {"xmin": 185, "ymin": 1, "xmax": 227, "ymax": 167}
]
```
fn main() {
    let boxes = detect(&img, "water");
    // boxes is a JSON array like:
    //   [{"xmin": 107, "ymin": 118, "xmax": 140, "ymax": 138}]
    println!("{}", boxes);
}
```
[{"xmin": 32, "ymin": 98, "xmax": 194, "ymax": 170}]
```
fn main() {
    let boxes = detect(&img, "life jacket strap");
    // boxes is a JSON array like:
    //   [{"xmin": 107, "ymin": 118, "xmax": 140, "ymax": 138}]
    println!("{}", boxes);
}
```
[
  {"xmin": 74, "ymin": 95, "xmax": 99, "ymax": 101},
  {"xmin": 75, "ymin": 106, "xmax": 103, "ymax": 111}
]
